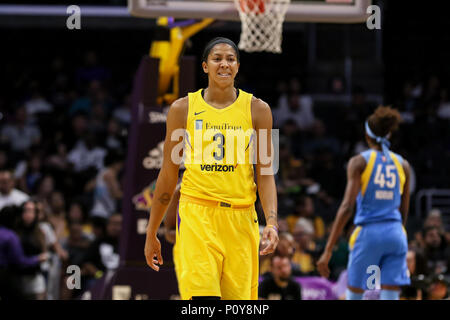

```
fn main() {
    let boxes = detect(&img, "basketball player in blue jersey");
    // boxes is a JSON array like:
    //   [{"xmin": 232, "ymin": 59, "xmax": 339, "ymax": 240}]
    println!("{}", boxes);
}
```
[{"xmin": 317, "ymin": 106, "xmax": 411, "ymax": 300}]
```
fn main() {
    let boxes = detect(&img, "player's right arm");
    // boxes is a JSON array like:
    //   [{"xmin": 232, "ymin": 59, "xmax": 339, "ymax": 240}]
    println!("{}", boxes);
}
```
[
  {"xmin": 163, "ymin": 185, "xmax": 181, "ymax": 244},
  {"xmin": 316, "ymin": 154, "xmax": 365, "ymax": 278},
  {"xmin": 144, "ymin": 97, "xmax": 188, "ymax": 271},
  {"xmin": 399, "ymin": 159, "xmax": 411, "ymax": 227}
]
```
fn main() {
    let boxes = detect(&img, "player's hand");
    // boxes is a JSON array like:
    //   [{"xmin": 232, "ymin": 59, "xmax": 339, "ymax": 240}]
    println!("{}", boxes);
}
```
[
  {"xmin": 316, "ymin": 251, "xmax": 332, "ymax": 278},
  {"xmin": 260, "ymin": 226, "xmax": 279, "ymax": 255},
  {"xmin": 144, "ymin": 234, "xmax": 163, "ymax": 271}
]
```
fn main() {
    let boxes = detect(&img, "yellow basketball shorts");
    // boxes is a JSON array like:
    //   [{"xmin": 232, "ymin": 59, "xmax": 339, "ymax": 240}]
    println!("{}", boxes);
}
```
[{"xmin": 175, "ymin": 194, "xmax": 260, "ymax": 300}]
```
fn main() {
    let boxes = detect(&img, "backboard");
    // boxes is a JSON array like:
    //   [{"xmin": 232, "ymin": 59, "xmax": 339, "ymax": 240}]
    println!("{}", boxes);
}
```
[{"xmin": 128, "ymin": 0, "xmax": 372, "ymax": 23}]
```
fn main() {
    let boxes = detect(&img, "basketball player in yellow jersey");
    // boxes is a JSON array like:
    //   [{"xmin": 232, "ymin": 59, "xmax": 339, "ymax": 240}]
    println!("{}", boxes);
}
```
[{"xmin": 144, "ymin": 37, "xmax": 279, "ymax": 300}]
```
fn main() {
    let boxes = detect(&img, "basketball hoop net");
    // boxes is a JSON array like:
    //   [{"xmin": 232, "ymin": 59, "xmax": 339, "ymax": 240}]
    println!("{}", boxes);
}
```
[{"xmin": 234, "ymin": 0, "xmax": 291, "ymax": 53}]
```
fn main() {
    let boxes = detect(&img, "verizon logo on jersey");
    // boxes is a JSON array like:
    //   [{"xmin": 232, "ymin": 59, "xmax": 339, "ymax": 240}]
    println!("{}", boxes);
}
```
[
  {"xmin": 375, "ymin": 190, "xmax": 394, "ymax": 200},
  {"xmin": 200, "ymin": 163, "xmax": 236, "ymax": 172}
]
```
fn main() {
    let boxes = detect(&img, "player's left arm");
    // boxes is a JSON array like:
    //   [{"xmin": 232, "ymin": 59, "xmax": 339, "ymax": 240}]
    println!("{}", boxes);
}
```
[
  {"xmin": 252, "ymin": 97, "xmax": 279, "ymax": 256},
  {"xmin": 316, "ymin": 155, "xmax": 365, "ymax": 278},
  {"xmin": 399, "ymin": 159, "xmax": 411, "ymax": 227}
]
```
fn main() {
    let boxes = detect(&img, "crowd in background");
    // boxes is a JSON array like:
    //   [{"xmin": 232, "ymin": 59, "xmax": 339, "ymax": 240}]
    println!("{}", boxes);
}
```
[
  {"xmin": 257, "ymin": 75, "xmax": 450, "ymax": 300},
  {"xmin": 0, "ymin": 51, "xmax": 127, "ymax": 300},
  {"xmin": 0, "ymin": 48, "xmax": 450, "ymax": 300}
]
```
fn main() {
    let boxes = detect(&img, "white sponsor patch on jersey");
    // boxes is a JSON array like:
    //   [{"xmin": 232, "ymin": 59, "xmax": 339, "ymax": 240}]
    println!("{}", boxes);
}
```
[{"xmin": 375, "ymin": 190, "xmax": 394, "ymax": 200}]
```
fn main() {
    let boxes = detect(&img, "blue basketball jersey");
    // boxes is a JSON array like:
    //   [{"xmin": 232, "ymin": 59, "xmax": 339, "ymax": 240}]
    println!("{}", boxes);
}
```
[{"xmin": 354, "ymin": 149, "xmax": 406, "ymax": 225}]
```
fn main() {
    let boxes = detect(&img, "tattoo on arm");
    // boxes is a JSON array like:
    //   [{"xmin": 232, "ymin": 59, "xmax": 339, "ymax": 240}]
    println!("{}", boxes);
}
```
[
  {"xmin": 158, "ymin": 193, "xmax": 171, "ymax": 205},
  {"xmin": 267, "ymin": 210, "xmax": 277, "ymax": 221}
]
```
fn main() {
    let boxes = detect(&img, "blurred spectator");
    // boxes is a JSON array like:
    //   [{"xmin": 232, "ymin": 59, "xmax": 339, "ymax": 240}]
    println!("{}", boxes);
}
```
[
  {"xmin": 0, "ymin": 105, "xmax": 41, "ymax": 155},
  {"xmin": 66, "ymin": 201, "xmax": 94, "ymax": 240},
  {"xmin": 75, "ymin": 51, "xmax": 111, "ymax": 86},
  {"xmin": 291, "ymin": 218, "xmax": 318, "ymax": 276},
  {"xmin": 105, "ymin": 118, "xmax": 124, "ymax": 151},
  {"xmin": 396, "ymin": 81, "xmax": 417, "ymax": 123},
  {"xmin": 325, "ymin": 224, "xmax": 350, "ymax": 281},
  {"xmin": 309, "ymin": 148, "xmax": 345, "ymax": 202},
  {"xmin": 277, "ymin": 141, "xmax": 304, "ymax": 193},
  {"xmin": 69, "ymin": 79, "xmax": 112, "ymax": 119},
  {"xmin": 64, "ymin": 113, "xmax": 89, "ymax": 150},
  {"xmin": 276, "ymin": 139, "xmax": 317, "ymax": 213},
  {"xmin": 273, "ymin": 78, "xmax": 315, "ymax": 130},
  {"xmin": 301, "ymin": 120, "xmax": 341, "ymax": 157},
  {"xmin": 36, "ymin": 175, "xmax": 55, "ymax": 205},
  {"xmin": 414, "ymin": 209, "xmax": 450, "ymax": 245},
  {"xmin": 67, "ymin": 131, "xmax": 106, "ymax": 173},
  {"xmin": 69, "ymin": 91, "xmax": 91, "ymax": 117},
  {"xmin": 347, "ymin": 86, "xmax": 374, "ymax": 123},
  {"xmin": 47, "ymin": 191, "xmax": 67, "ymax": 241},
  {"xmin": 425, "ymin": 275, "xmax": 449, "ymax": 300},
  {"xmin": 48, "ymin": 57, "xmax": 70, "ymax": 109},
  {"xmin": 260, "ymin": 232, "xmax": 295, "ymax": 275},
  {"xmin": 90, "ymin": 149, "xmax": 124, "ymax": 221},
  {"xmin": 24, "ymin": 88, "xmax": 54, "ymax": 121},
  {"xmin": 15, "ymin": 200, "xmax": 48, "ymax": 299},
  {"xmin": 437, "ymin": 88, "xmax": 450, "ymax": 119},
  {"xmin": 0, "ymin": 205, "xmax": 48, "ymax": 300},
  {"xmin": 113, "ymin": 94, "xmax": 132, "ymax": 126},
  {"xmin": 423, "ymin": 75, "xmax": 441, "ymax": 104},
  {"xmin": 62, "ymin": 220, "xmax": 93, "ymax": 267},
  {"xmin": 16, "ymin": 153, "xmax": 44, "ymax": 195},
  {"xmin": 286, "ymin": 195, "xmax": 325, "ymax": 240},
  {"xmin": 328, "ymin": 75, "xmax": 346, "ymax": 95},
  {"xmin": 277, "ymin": 218, "xmax": 289, "ymax": 234},
  {"xmin": 259, "ymin": 255, "xmax": 302, "ymax": 300},
  {"xmin": 80, "ymin": 213, "xmax": 122, "ymax": 293},
  {"xmin": 46, "ymin": 143, "xmax": 70, "ymax": 172},
  {"xmin": 0, "ymin": 169, "xmax": 30, "ymax": 210},
  {"xmin": 59, "ymin": 220, "xmax": 93, "ymax": 300},
  {"xmin": 89, "ymin": 102, "xmax": 108, "ymax": 136},
  {"xmin": 407, "ymin": 248, "xmax": 428, "ymax": 277},
  {"xmin": 0, "ymin": 149, "xmax": 10, "ymax": 171},
  {"xmin": 35, "ymin": 199, "xmax": 68, "ymax": 300},
  {"xmin": 421, "ymin": 226, "xmax": 450, "ymax": 276},
  {"xmin": 401, "ymin": 248, "xmax": 428, "ymax": 300}
]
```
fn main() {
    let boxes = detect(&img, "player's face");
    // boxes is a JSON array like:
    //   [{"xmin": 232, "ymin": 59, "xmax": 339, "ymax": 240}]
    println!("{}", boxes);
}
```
[{"xmin": 202, "ymin": 43, "xmax": 239, "ymax": 86}]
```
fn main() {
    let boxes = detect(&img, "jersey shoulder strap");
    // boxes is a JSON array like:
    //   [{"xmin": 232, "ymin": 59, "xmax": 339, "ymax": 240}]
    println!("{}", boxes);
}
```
[{"xmin": 360, "ymin": 150, "xmax": 377, "ymax": 196}]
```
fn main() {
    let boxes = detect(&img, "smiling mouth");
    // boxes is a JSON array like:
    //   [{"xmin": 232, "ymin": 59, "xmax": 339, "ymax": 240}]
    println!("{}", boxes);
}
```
[{"xmin": 218, "ymin": 73, "xmax": 231, "ymax": 77}]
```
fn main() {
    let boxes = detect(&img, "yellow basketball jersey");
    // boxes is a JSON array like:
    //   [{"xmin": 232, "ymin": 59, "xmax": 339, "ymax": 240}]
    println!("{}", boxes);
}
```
[{"xmin": 180, "ymin": 88, "xmax": 257, "ymax": 205}]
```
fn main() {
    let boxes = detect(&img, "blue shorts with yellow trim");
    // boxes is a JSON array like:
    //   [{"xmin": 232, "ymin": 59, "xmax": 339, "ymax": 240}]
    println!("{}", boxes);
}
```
[
  {"xmin": 175, "ymin": 194, "xmax": 260, "ymax": 300},
  {"xmin": 347, "ymin": 220, "xmax": 410, "ymax": 289}
]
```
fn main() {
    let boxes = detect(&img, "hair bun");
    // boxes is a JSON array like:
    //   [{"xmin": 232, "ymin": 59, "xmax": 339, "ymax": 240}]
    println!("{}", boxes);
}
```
[{"xmin": 368, "ymin": 105, "xmax": 402, "ymax": 137}]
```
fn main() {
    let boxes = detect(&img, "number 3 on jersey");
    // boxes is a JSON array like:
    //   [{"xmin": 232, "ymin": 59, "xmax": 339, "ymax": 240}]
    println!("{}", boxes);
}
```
[
  {"xmin": 213, "ymin": 133, "xmax": 225, "ymax": 161},
  {"xmin": 374, "ymin": 164, "xmax": 396, "ymax": 189}
]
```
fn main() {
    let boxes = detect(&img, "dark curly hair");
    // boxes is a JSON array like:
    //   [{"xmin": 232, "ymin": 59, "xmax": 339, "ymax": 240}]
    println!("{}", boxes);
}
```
[{"xmin": 367, "ymin": 105, "xmax": 402, "ymax": 137}]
